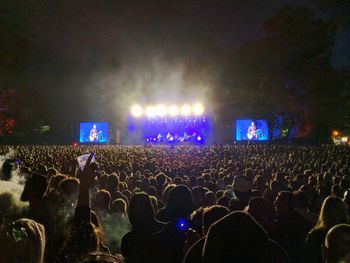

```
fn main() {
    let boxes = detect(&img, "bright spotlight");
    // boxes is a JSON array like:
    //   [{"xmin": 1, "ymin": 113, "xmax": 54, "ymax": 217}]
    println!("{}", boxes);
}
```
[
  {"xmin": 131, "ymin": 104, "xmax": 143, "ymax": 117},
  {"xmin": 155, "ymin": 104, "xmax": 167, "ymax": 117},
  {"xmin": 169, "ymin": 105, "xmax": 179, "ymax": 116},
  {"xmin": 145, "ymin": 106, "xmax": 156, "ymax": 117},
  {"xmin": 193, "ymin": 103, "xmax": 204, "ymax": 116},
  {"xmin": 180, "ymin": 104, "xmax": 191, "ymax": 116}
]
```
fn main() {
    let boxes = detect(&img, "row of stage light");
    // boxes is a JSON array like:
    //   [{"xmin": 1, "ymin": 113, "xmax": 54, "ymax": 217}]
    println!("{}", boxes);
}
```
[{"xmin": 130, "ymin": 103, "xmax": 205, "ymax": 117}]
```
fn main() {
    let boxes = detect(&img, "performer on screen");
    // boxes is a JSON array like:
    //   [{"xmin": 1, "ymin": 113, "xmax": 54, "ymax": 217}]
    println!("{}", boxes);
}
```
[
  {"xmin": 89, "ymin": 124, "xmax": 102, "ymax": 142},
  {"xmin": 247, "ymin": 121, "xmax": 257, "ymax": 140}
]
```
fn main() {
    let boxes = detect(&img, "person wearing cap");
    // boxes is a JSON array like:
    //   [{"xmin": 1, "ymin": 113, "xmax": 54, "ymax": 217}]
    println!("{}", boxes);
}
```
[{"xmin": 230, "ymin": 176, "xmax": 252, "ymax": 211}]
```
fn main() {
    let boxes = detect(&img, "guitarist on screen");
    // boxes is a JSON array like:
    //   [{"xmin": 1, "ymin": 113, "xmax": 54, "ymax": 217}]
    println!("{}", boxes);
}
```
[
  {"xmin": 247, "ymin": 121, "xmax": 259, "ymax": 140},
  {"xmin": 89, "ymin": 124, "xmax": 102, "ymax": 142}
]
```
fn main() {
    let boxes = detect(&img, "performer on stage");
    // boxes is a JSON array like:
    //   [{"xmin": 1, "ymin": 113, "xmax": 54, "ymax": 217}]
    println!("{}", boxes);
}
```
[
  {"xmin": 89, "ymin": 124, "xmax": 101, "ymax": 142},
  {"xmin": 247, "ymin": 121, "xmax": 257, "ymax": 140}
]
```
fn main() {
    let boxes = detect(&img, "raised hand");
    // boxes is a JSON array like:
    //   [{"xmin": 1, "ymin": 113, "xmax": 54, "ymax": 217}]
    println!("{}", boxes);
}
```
[
  {"xmin": 77, "ymin": 153, "xmax": 96, "ymax": 188},
  {"xmin": 76, "ymin": 153, "xmax": 96, "ymax": 208}
]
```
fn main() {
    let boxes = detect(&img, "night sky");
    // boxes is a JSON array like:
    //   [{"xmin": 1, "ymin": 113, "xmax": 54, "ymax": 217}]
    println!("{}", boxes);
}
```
[{"xmin": 1, "ymin": 0, "xmax": 349, "ymax": 132}]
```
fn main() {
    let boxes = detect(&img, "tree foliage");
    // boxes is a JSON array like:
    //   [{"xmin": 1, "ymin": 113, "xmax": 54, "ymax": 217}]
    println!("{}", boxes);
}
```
[{"xmin": 222, "ymin": 5, "xmax": 345, "ymax": 136}]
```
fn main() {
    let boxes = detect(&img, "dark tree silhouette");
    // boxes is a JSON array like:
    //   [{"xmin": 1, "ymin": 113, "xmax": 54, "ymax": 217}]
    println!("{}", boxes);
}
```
[{"xmin": 219, "ymin": 5, "xmax": 343, "ymax": 138}]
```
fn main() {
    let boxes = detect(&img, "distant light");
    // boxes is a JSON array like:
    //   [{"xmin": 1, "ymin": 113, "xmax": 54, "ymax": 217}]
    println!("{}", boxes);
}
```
[
  {"xmin": 180, "ymin": 104, "xmax": 191, "ymax": 116},
  {"xmin": 196, "ymin": 135, "xmax": 202, "ymax": 141},
  {"xmin": 169, "ymin": 105, "xmax": 179, "ymax": 116},
  {"xmin": 341, "ymin": 136, "xmax": 348, "ymax": 142},
  {"xmin": 72, "ymin": 142, "xmax": 79, "ymax": 147},
  {"xmin": 193, "ymin": 103, "xmax": 204, "ymax": 116},
  {"xmin": 332, "ymin": 130, "xmax": 340, "ymax": 137},
  {"xmin": 131, "ymin": 104, "xmax": 143, "ymax": 117},
  {"xmin": 178, "ymin": 219, "xmax": 187, "ymax": 230},
  {"xmin": 145, "ymin": 106, "xmax": 156, "ymax": 117},
  {"xmin": 155, "ymin": 104, "xmax": 167, "ymax": 117}
]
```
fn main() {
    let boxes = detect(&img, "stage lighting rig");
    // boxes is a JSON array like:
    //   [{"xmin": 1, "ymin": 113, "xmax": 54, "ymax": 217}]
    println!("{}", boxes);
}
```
[
  {"xmin": 130, "ymin": 103, "xmax": 205, "ymax": 117},
  {"xmin": 193, "ymin": 103, "xmax": 204, "ymax": 116},
  {"xmin": 131, "ymin": 104, "xmax": 143, "ymax": 117},
  {"xmin": 169, "ymin": 105, "xmax": 180, "ymax": 116},
  {"xmin": 155, "ymin": 104, "xmax": 167, "ymax": 117},
  {"xmin": 180, "ymin": 104, "xmax": 191, "ymax": 116},
  {"xmin": 145, "ymin": 106, "xmax": 157, "ymax": 117}
]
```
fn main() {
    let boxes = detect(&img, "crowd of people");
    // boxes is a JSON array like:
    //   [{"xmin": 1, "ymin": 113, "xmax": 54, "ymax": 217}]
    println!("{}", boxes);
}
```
[{"xmin": 0, "ymin": 144, "xmax": 349, "ymax": 263}]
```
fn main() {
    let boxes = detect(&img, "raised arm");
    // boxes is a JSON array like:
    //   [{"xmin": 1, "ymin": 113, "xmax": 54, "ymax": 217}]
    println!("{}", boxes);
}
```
[{"xmin": 74, "ymin": 153, "xmax": 96, "ymax": 223}]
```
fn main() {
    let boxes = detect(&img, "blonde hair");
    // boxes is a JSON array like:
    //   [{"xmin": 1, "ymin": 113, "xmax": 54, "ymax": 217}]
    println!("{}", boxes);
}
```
[{"xmin": 0, "ymin": 218, "xmax": 46, "ymax": 263}]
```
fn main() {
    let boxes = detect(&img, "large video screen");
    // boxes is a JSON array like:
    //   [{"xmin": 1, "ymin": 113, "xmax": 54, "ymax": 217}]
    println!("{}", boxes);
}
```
[
  {"xmin": 79, "ymin": 122, "xmax": 109, "ymax": 143},
  {"xmin": 235, "ymin": 119, "xmax": 269, "ymax": 141}
]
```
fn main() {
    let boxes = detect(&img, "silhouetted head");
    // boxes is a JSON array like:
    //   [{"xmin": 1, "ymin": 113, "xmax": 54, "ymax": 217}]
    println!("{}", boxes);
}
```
[
  {"xmin": 324, "ymin": 224, "xmax": 350, "ymax": 263},
  {"xmin": 166, "ymin": 185, "xmax": 193, "ymax": 221},
  {"xmin": 203, "ymin": 205, "xmax": 230, "ymax": 233},
  {"xmin": 203, "ymin": 211, "xmax": 269, "ymax": 263},
  {"xmin": 274, "ymin": 191, "xmax": 295, "ymax": 215},
  {"xmin": 316, "ymin": 196, "xmax": 349, "ymax": 230},
  {"xmin": 128, "ymin": 192, "xmax": 154, "ymax": 228},
  {"xmin": 21, "ymin": 174, "xmax": 48, "ymax": 209}
]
